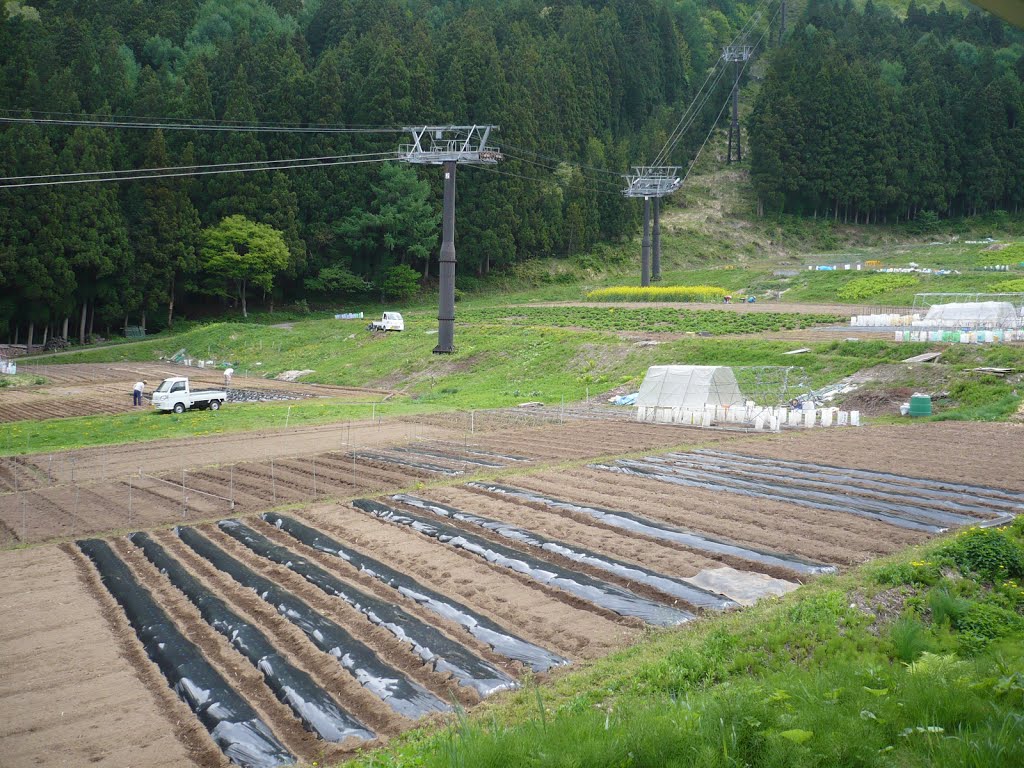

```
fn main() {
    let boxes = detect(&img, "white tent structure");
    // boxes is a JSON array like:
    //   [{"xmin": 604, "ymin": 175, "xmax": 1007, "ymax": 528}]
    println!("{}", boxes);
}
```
[
  {"xmin": 913, "ymin": 301, "xmax": 1020, "ymax": 329},
  {"xmin": 636, "ymin": 365, "xmax": 745, "ymax": 424}
]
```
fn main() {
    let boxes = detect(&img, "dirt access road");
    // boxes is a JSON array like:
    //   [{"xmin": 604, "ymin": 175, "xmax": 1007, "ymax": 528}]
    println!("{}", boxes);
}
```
[{"xmin": 0, "ymin": 362, "xmax": 391, "ymax": 423}]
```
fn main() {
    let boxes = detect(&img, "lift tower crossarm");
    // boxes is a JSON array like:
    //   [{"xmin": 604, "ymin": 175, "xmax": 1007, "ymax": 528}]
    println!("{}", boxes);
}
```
[{"xmin": 399, "ymin": 125, "xmax": 501, "ymax": 165}]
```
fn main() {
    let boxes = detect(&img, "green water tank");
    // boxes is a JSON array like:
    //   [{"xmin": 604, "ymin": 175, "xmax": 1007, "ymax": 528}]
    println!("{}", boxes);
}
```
[{"xmin": 909, "ymin": 394, "xmax": 932, "ymax": 417}]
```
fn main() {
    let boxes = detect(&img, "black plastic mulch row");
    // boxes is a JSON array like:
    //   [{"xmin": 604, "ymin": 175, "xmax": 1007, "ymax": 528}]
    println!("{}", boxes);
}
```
[
  {"xmin": 175, "ymin": 526, "xmax": 450, "ymax": 720},
  {"xmin": 594, "ymin": 463, "xmax": 943, "ymax": 534},
  {"xmin": 128, "ymin": 532, "xmax": 374, "ymax": 743},
  {"xmin": 642, "ymin": 456, "xmax": 977, "ymax": 526},
  {"xmin": 217, "ymin": 519, "xmax": 516, "ymax": 698},
  {"xmin": 391, "ymin": 494, "xmax": 737, "ymax": 611},
  {"xmin": 692, "ymin": 450, "xmax": 1024, "ymax": 512},
  {"xmin": 467, "ymin": 482, "xmax": 834, "ymax": 576},
  {"xmin": 262, "ymin": 513, "xmax": 568, "ymax": 673},
  {"xmin": 353, "ymin": 452, "xmax": 463, "ymax": 476},
  {"xmin": 392, "ymin": 446, "xmax": 505, "ymax": 468},
  {"xmin": 352, "ymin": 499, "xmax": 694, "ymax": 627},
  {"xmin": 77, "ymin": 538, "xmax": 295, "ymax": 768}
]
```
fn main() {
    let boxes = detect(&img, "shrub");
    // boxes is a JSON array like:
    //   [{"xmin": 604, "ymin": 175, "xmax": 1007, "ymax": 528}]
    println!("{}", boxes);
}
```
[
  {"xmin": 379, "ymin": 264, "xmax": 421, "ymax": 300},
  {"xmin": 586, "ymin": 285, "xmax": 729, "ymax": 302},
  {"xmin": 937, "ymin": 527, "xmax": 1024, "ymax": 582},
  {"xmin": 956, "ymin": 603, "xmax": 1023, "ymax": 654},
  {"xmin": 303, "ymin": 265, "xmax": 371, "ymax": 295},
  {"xmin": 987, "ymin": 278, "xmax": 1024, "ymax": 292},
  {"xmin": 836, "ymin": 274, "xmax": 919, "ymax": 301},
  {"xmin": 872, "ymin": 559, "xmax": 940, "ymax": 586}
]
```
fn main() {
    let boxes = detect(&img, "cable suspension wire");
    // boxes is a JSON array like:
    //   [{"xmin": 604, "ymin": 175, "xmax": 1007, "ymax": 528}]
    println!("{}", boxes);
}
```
[
  {"xmin": 500, "ymin": 144, "xmax": 623, "ymax": 176},
  {"xmin": 0, "ymin": 108, "xmax": 405, "ymax": 130},
  {"xmin": 0, "ymin": 113, "xmax": 407, "ymax": 134},
  {"xmin": 650, "ymin": 55, "xmax": 731, "ymax": 167},
  {"xmin": 0, "ymin": 154, "xmax": 398, "ymax": 189},
  {"xmin": 650, "ymin": 64, "xmax": 730, "ymax": 167},
  {"xmin": 471, "ymin": 163, "xmax": 624, "ymax": 198},
  {"xmin": 649, "ymin": 0, "xmax": 779, "ymax": 168},
  {"xmin": 0, "ymin": 150, "xmax": 398, "ymax": 182},
  {"xmin": 500, "ymin": 151, "xmax": 626, "ymax": 191},
  {"xmin": 677, "ymin": 4, "xmax": 782, "ymax": 189}
]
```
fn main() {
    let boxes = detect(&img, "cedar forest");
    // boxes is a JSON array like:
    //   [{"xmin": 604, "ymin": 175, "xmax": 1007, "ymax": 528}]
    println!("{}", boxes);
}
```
[{"xmin": 0, "ymin": 0, "xmax": 1021, "ymax": 343}]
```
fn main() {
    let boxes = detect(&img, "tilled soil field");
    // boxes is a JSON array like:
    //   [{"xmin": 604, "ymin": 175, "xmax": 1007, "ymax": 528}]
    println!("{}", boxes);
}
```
[
  {"xmin": 723, "ymin": 422, "xmax": 1024, "ymax": 492},
  {"xmin": 0, "ymin": 420, "xmax": 723, "ymax": 546},
  {"xmin": 0, "ymin": 362, "xmax": 392, "ymax": 423},
  {"xmin": 2, "ymin": 420, "xmax": 1021, "ymax": 767}
]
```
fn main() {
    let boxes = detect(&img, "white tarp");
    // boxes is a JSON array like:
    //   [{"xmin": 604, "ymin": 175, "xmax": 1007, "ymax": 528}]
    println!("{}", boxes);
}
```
[
  {"xmin": 636, "ymin": 365, "xmax": 744, "ymax": 409},
  {"xmin": 914, "ymin": 301, "xmax": 1019, "ymax": 329}
]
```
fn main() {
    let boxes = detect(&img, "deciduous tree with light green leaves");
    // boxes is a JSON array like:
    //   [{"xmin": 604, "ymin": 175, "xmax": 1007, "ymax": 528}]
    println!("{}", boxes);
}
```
[{"xmin": 199, "ymin": 215, "xmax": 289, "ymax": 318}]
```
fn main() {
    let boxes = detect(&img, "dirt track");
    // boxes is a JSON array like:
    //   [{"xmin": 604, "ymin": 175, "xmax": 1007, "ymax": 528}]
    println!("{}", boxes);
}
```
[{"xmin": 0, "ymin": 362, "xmax": 392, "ymax": 423}]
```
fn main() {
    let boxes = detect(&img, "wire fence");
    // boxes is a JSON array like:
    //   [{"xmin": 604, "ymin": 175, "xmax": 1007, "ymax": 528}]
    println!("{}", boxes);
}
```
[{"xmin": 0, "ymin": 395, "xmax": 840, "ymax": 548}]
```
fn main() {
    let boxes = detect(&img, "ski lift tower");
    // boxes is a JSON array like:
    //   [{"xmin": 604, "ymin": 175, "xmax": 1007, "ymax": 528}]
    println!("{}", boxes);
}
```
[
  {"xmin": 722, "ymin": 45, "xmax": 752, "ymax": 163},
  {"xmin": 623, "ymin": 166, "xmax": 681, "ymax": 285},
  {"xmin": 400, "ymin": 125, "xmax": 501, "ymax": 354}
]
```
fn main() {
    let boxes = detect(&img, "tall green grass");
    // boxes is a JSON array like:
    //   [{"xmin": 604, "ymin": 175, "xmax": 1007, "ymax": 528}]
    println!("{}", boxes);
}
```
[{"xmin": 353, "ymin": 522, "xmax": 1024, "ymax": 768}]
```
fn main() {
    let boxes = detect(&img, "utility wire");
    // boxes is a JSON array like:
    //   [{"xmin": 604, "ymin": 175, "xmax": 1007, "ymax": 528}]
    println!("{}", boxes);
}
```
[
  {"xmin": 471, "ymin": 163, "xmax": 624, "ymax": 198},
  {"xmin": 0, "ymin": 150, "xmax": 398, "ymax": 182},
  {"xmin": 0, "ymin": 113, "xmax": 407, "ymax": 134},
  {"xmin": 501, "ymin": 151, "xmax": 626, "ymax": 191},
  {"xmin": 0, "ymin": 154, "xmax": 398, "ymax": 189}
]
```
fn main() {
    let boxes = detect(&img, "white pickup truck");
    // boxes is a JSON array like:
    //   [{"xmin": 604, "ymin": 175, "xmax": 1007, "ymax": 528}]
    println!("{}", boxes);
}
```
[
  {"xmin": 151, "ymin": 377, "xmax": 227, "ymax": 414},
  {"xmin": 367, "ymin": 312, "xmax": 404, "ymax": 332}
]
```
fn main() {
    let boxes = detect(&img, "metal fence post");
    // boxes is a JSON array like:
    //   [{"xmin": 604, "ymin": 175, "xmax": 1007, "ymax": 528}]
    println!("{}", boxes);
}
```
[
  {"xmin": 229, "ymin": 464, "xmax": 235, "ymax": 510},
  {"xmin": 128, "ymin": 474, "xmax": 133, "ymax": 527}
]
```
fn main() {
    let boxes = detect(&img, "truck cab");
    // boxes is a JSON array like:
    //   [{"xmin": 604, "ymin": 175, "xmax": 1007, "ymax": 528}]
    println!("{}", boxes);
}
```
[{"xmin": 151, "ymin": 377, "xmax": 227, "ymax": 414}]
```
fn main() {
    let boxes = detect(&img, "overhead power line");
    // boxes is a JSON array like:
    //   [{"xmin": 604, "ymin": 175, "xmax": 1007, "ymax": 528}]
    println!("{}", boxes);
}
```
[
  {"xmin": 679, "ymin": 3, "xmax": 782, "ymax": 188},
  {"xmin": 500, "ymin": 151, "xmax": 626, "ymax": 192},
  {"xmin": 0, "ymin": 152, "xmax": 399, "ymax": 189},
  {"xmin": 500, "ymin": 144, "xmax": 623, "ymax": 176},
  {"xmin": 0, "ymin": 113, "xmax": 407, "ymax": 134}
]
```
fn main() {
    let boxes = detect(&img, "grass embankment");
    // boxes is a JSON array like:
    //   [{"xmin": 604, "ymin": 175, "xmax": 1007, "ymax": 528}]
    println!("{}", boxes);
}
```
[
  {"xmin": 352, "ymin": 522, "xmax": 1024, "ymax": 768},
  {"xmin": 5, "ymin": 304, "xmax": 1022, "ymax": 454},
  {"xmin": 0, "ymin": 397, "xmax": 432, "ymax": 456},
  {"xmin": 449, "ymin": 238, "xmax": 1024, "ymax": 308}
]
